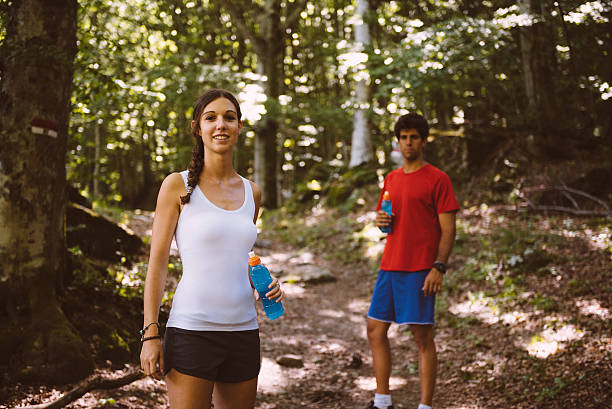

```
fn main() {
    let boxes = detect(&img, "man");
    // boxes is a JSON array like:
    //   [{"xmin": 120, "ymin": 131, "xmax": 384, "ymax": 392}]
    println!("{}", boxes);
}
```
[{"xmin": 366, "ymin": 113, "xmax": 459, "ymax": 409}]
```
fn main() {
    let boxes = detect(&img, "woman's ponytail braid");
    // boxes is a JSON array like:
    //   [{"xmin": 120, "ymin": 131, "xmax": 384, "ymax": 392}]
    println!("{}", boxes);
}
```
[{"xmin": 180, "ymin": 137, "xmax": 204, "ymax": 204}]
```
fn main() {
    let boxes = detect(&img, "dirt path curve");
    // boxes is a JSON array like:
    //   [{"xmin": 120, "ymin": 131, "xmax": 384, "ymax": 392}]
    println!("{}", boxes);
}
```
[
  {"xmin": 250, "ymin": 241, "xmax": 474, "ymax": 409},
  {"xmin": 57, "ymin": 240, "xmax": 444, "ymax": 409},
  {"xmin": 11, "ymin": 210, "xmax": 609, "ymax": 409}
]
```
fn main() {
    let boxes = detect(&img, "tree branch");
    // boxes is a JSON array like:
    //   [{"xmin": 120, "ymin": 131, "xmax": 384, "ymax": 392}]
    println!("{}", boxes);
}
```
[
  {"xmin": 517, "ymin": 185, "xmax": 611, "ymax": 216},
  {"xmin": 283, "ymin": 0, "xmax": 308, "ymax": 32},
  {"xmin": 523, "ymin": 185, "xmax": 611, "ymax": 213},
  {"xmin": 17, "ymin": 369, "xmax": 145, "ymax": 409},
  {"xmin": 224, "ymin": 1, "xmax": 265, "ymax": 55}
]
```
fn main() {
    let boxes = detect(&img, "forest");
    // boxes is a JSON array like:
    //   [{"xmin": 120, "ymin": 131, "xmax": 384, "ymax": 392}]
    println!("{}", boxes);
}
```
[{"xmin": 0, "ymin": 0, "xmax": 610, "ymax": 408}]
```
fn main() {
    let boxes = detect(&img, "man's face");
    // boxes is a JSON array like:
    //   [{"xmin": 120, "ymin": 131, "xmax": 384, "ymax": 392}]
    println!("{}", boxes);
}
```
[{"xmin": 398, "ymin": 128, "xmax": 426, "ymax": 162}]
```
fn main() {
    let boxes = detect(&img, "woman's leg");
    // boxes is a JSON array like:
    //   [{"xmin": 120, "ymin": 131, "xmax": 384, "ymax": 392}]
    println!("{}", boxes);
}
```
[
  {"xmin": 212, "ymin": 377, "xmax": 258, "ymax": 409},
  {"xmin": 166, "ymin": 368, "xmax": 214, "ymax": 409}
]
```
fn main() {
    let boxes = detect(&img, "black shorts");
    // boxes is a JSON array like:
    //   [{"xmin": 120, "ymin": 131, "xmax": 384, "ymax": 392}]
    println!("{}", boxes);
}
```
[{"xmin": 163, "ymin": 327, "xmax": 261, "ymax": 383}]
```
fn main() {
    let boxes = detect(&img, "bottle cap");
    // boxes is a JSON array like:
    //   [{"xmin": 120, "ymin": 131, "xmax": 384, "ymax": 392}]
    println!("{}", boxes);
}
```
[
  {"xmin": 248, "ymin": 251, "xmax": 260, "ymax": 266},
  {"xmin": 383, "ymin": 191, "xmax": 390, "ymax": 200}
]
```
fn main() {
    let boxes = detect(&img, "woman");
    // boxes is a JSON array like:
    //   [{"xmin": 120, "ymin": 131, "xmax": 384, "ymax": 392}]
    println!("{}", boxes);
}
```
[{"xmin": 140, "ymin": 89, "xmax": 283, "ymax": 409}]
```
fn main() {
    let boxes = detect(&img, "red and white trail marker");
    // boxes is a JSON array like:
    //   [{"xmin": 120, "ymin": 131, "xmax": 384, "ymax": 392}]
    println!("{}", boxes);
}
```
[{"xmin": 31, "ymin": 118, "xmax": 59, "ymax": 138}]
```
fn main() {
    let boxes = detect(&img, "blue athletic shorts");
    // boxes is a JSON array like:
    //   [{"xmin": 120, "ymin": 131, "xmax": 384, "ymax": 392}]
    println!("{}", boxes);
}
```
[{"xmin": 367, "ymin": 269, "xmax": 435, "ymax": 325}]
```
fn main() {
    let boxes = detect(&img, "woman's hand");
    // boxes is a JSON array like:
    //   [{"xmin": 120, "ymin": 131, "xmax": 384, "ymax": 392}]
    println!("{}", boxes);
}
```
[
  {"xmin": 140, "ymin": 338, "xmax": 164, "ymax": 379},
  {"xmin": 265, "ymin": 276, "xmax": 283, "ymax": 303}
]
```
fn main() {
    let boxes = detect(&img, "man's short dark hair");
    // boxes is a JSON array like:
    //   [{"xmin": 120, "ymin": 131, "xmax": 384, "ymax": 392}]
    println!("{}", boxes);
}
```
[{"xmin": 394, "ymin": 113, "xmax": 429, "ymax": 140}]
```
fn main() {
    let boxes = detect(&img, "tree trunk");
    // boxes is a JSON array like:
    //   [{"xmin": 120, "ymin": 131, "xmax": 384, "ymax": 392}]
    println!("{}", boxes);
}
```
[
  {"xmin": 253, "ymin": 61, "xmax": 268, "ymax": 206},
  {"xmin": 349, "ymin": 0, "xmax": 373, "ymax": 168},
  {"xmin": 0, "ymin": 0, "xmax": 92, "ymax": 382},
  {"xmin": 225, "ymin": 0, "xmax": 307, "ymax": 208},
  {"xmin": 93, "ymin": 122, "xmax": 101, "ymax": 199},
  {"xmin": 254, "ymin": 0, "xmax": 283, "ymax": 208},
  {"xmin": 518, "ymin": 0, "xmax": 559, "ymax": 149}
]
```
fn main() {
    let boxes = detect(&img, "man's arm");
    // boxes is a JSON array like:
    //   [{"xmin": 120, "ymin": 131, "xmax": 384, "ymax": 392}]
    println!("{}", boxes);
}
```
[
  {"xmin": 422, "ymin": 211, "xmax": 457, "ymax": 296},
  {"xmin": 435, "ymin": 211, "xmax": 457, "ymax": 264}
]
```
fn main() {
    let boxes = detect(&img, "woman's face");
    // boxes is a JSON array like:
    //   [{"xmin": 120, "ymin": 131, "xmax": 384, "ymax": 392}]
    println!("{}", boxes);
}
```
[{"xmin": 194, "ymin": 97, "xmax": 242, "ymax": 153}]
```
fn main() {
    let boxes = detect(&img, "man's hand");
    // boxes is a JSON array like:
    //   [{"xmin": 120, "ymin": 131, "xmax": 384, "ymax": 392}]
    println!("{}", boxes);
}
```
[
  {"xmin": 422, "ymin": 268, "xmax": 444, "ymax": 296},
  {"xmin": 376, "ymin": 210, "xmax": 393, "ymax": 229}
]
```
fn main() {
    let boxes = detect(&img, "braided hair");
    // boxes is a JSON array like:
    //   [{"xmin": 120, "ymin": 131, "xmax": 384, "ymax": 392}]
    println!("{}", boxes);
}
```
[{"xmin": 180, "ymin": 89, "xmax": 242, "ymax": 204}]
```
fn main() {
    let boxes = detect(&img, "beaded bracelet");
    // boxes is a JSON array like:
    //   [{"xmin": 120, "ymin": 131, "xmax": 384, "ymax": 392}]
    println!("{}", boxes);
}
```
[{"xmin": 139, "ymin": 322, "xmax": 161, "ymax": 340}]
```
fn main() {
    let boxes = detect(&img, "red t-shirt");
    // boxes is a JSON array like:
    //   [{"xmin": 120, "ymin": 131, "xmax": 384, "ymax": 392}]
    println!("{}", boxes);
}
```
[{"xmin": 376, "ymin": 164, "xmax": 459, "ymax": 272}]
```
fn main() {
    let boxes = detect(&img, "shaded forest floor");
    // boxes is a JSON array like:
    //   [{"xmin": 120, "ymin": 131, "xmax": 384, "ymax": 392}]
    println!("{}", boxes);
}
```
[{"xmin": 3, "ymin": 193, "xmax": 611, "ymax": 408}]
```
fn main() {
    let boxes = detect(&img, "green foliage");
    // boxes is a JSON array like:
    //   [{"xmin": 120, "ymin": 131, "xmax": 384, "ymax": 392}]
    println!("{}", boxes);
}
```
[
  {"xmin": 529, "ymin": 293, "xmax": 558, "ymax": 312},
  {"xmin": 97, "ymin": 398, "xmax": 117, "ymax": 406},
  {"xmin": 260, "ymin": 206, "xmax": 369, "ymax": 266},
  {"xmin": 537, "ymin": 377, "xmax": 568, "ymax": 401},
  {"xmin": 60, "ymin": 0, "xmax": 611, "ymax": 211}
]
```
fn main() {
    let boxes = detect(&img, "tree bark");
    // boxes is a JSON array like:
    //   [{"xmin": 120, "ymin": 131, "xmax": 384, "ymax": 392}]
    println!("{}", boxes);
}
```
[
  {"xmin": 224, "ymin": 0, "xmax": 307, "ymax": 208},
  {"xmin": 518, "ymin": 0, "xmax": 559, "ymax": 148},
  {"xmin": 93, "ymin": 122, "xmax": 101, "ymax": 199},
  {"xmin": 349, "ymin": 0, "xmax": 373, "ymax": 168},
  {"xmin": 0, "ymin": 0, "xmax": 92, "ymax": 382}
]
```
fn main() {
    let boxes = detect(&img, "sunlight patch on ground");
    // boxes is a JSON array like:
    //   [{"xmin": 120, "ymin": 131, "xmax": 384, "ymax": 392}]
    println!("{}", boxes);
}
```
[
  {"xmin": 553, "ymin": 222, "xmax": 611, "ymax": 252},
  {"xmin": 257, "ymin": 357, "xmax": 290, "ymax": 393},
  {"xmin": 354, "ymin": 376, "xmax": 407, "ymax": 391},
  {"xmin": 271, "ymin": 335, "xmax": 302, "ymax": 347},
  {"xmin": 355, "ymin": 223, "xmax": 385, "ymax": 243},
  {"xmin": 313, "ymin": 341, "xmax": 346, "ymax": 354},
  {"xmin": 582, "ymin": 226, "xmax": 610, "ymax": 250},
  {"xmin": 386, "ymin": 324, "xmax": 403, "ymax": 340},
  {"xmin": 500, "ymin": 310, "xmax": 530, "ymax": 325},
  {"xmin": 576, "ymin": 298, "xmax": 611, "ymax": 319},
  {"xmin": 357, "ymin": 211, "xmax": 377, "ymax": 224},
  {"xmin": 319, "ymin": 308, "xmax": 346, "ymax": 318},
  {"xmin": 350, "ymin": 314, "xmax": 367, "ymax": 324},
  {"xmin": 353, "ymin": 220, "xmax": 386, "ymax": 261},
  {"xmin": 460, "ymin": 351, "xmax": 505, "ymax": 379},
  {"xmin": 347, "ymin": 300, "xmax": 370, "ymax": 324},
  {"xmin": 444, "ymin": 406, "xmax": 482, "ymax": 409},
  {"xmin": 291, "ymin": 251, "xmax": 314, "ymax": 264},
  {"xmin": 281, "ymin": 282, "xmax": 306, "ymax": 296},
  {"xmin": 348, "ymin": 299, "xmax": 370, "ymax": 314},
  {"xmin": 260, "ymin": 251, "xmax": 293, "ymax": 265},
  {"xmin": 522, "ymin": 323, "xmax": 584, "ymax": 358},
  {"xmin": 366, "ymin": 240, "xmax": 386, "ymax": 260},
  {"xmin": 449, "ymin": 292, "xmax": 501, "ymax": 325}
]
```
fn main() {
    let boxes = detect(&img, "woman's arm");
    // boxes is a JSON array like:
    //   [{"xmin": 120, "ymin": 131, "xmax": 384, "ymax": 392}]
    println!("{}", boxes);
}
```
[
  {"xmin": 248, "ymin": 181, "xmax": 282, "ymax": 303},
  {"xmin": 140, "ymin": 173, "xmax": 184, "ymax": 377}
]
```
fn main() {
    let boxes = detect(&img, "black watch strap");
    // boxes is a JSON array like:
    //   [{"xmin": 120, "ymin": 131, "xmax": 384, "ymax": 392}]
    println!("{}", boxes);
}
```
[{"xmin": 433, "ymin": 261, "xmax": 447, "ymax": 274}]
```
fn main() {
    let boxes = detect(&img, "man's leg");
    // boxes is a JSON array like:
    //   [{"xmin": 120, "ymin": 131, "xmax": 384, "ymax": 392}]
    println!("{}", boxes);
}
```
[
  {"xmin": 367, "ymin": 318, "xmax": 392, "ymax": 394},
  {"xmin": 409, "ymin": 324, "xmax": 437, "ymax": 406}
]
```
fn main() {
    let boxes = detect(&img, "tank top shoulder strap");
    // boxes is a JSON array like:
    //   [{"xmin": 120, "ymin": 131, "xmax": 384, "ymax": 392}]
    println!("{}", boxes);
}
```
[
  {"xmin": 179, "ymin": 170, "xmax": 189, "ymax": 189},
  {"xmin": 240, "ymin": 176, "xmax": 256, "ymax": 219}
]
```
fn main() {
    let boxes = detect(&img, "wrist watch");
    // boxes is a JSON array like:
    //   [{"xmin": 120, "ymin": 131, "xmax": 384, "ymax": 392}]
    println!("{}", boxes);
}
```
[{"xmin": 433, "ymin": 261, "xmax": 447, "ymax": 274}]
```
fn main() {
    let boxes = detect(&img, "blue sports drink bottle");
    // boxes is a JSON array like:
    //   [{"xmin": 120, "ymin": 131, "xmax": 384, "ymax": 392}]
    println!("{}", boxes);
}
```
[
  {"xmin": 248, "ymin": 251, "xmax": 284, "ymax": 320},
  {"xmin": 380, "ymin": 191, "xmax": 393, "ymax": 234}
]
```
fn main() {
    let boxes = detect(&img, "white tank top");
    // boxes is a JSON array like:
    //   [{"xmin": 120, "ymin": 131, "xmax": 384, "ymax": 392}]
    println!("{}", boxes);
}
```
[{"xmin": 166, "ymin": 171, "xmax": 258, "ymax": 331}]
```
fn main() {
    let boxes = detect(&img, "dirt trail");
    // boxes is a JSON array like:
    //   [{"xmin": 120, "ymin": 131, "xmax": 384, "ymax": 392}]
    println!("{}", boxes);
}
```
[{"xmin": 6, "ymin": 210, "xmax": 610, "ymax": 409}]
